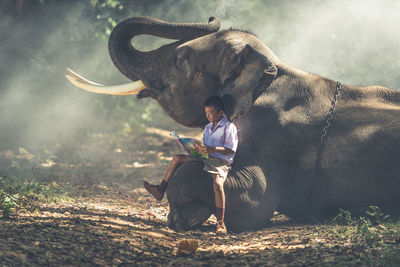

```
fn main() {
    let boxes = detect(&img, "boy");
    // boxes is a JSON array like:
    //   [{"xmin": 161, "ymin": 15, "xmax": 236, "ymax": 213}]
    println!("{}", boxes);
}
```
[{"xmin": 143, "ymin": 95, "xmax": 238, "ymax": 234}]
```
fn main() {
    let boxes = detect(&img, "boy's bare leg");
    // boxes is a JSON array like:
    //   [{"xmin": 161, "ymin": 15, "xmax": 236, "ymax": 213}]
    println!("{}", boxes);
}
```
[
  {"xmin": 162, "ymin": 154, "xmax": 191, "ymax": 183},
  {"xmin": 143, "ymin": 154, "xmax": 191, "ymax": 201},
  {"xmin": 213, "ymin": 174, "xmax": 227, "ymax": 234}
]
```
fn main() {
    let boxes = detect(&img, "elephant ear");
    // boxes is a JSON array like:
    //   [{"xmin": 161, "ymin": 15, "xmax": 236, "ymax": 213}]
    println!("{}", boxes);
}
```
[{"xmin": 220, "ymin": 44, "xmax": 278, "ymax": 120}]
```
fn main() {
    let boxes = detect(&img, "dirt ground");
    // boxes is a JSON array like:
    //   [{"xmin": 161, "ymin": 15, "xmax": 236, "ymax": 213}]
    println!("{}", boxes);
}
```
[{"xmin": 0, "ymin": 128, "xmax": 399, "ymax": 266}]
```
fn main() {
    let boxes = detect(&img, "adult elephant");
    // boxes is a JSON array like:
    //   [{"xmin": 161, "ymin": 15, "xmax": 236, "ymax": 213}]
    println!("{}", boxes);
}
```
[{"xmin": 66, "ymin": 16, "xmax": 400, "ymax": 232}]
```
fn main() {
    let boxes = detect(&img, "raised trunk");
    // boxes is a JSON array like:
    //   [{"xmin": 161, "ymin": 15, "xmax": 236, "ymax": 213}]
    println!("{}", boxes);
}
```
[{"xmin": 108, "ymin": 16, "xmax": 220, "ymax": 82}]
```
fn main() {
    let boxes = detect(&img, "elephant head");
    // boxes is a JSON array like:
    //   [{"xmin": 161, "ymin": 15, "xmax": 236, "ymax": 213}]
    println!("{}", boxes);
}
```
[{"xmin": 66, "ymin": 16, "xmax": 279, "ymax": 127}]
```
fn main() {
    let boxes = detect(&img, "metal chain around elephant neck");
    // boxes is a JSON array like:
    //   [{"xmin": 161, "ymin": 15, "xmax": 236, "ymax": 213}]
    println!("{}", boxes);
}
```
[
  {"xmin": 308, "ymin": 81, "xmax": 342, "ymax": 216},
  {"xmin": 314, "ymin": 80, "xmax": 342, "ymax": 173},
  {"xmin": 319, "ymin": 81, "xmax": 342, "ymax": 147}
]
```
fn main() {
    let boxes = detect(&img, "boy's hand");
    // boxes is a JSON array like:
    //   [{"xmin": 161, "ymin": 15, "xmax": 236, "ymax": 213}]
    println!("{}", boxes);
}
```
[
  {"xmin": 194, "ymin": 143, "xmax": 211, "ymax": 154},
  {"xmin": 195, "ymin": 144, "xmax": 234, "ymax": 155}
]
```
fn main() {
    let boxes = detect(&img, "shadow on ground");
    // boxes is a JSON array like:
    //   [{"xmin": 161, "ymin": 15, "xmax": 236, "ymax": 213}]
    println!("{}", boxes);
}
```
[{"xmin": 1, "ymin": 129, "xmax": 399, "ymax": 266}]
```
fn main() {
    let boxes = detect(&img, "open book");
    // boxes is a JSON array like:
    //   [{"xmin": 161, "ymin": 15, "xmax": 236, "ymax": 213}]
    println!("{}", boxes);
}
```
[{"xmin": 170, "ymin": 131, "xmax": 208, "ymax": 159}]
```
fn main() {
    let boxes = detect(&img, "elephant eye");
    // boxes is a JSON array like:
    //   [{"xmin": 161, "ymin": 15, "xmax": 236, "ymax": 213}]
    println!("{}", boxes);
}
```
[
  {"xmin": 175, "ymin": 56, "xmax": 186, "ymax": 70},
  {"xmin": 175, "ymin": 55, "xmax": 191, "ymax": 74}
]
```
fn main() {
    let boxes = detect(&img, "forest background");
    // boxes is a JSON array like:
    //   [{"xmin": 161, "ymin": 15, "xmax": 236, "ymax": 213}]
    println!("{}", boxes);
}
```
[
  {"xmin": 1, "ymin": 1, "xmax": 400, "ymax": 265},
  {"xmin": 1, "ymin": 0, "xmax": 399, "ymax": 151}
]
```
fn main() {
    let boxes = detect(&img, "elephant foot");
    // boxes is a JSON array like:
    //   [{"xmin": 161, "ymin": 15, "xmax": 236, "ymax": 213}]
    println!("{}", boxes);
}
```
[{"xmin": 168, "ymin": 201, "xmax": 212, "ymax": 231}]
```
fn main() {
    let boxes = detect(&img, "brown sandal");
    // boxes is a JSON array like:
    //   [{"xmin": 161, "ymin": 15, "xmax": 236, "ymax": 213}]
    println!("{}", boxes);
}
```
[
  {"xmin": 216, "ymin": 221, "xmax": 227, "ymax": 234},
  {"xmin": 143, "ymin": 181, "xmax": 164, "ymax": 201}
]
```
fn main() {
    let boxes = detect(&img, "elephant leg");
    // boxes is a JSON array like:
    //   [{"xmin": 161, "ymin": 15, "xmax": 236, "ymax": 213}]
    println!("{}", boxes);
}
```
[
  {"xmin": 168, "ymin": 201, "xmax": 212, "ymax": 231},
  {"xmin": 166, "ymin": 160, "xmax": 214, "ymax": 230}
]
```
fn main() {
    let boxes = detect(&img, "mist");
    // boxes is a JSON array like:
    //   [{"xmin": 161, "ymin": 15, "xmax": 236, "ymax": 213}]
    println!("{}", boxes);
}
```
[
  {"xmin": 1, "ymin": 0, "xmax": 399, "ymax": 151},
  {"xmin": 2, "ymin": 2, "xmax": 400, "ymax": 263}
]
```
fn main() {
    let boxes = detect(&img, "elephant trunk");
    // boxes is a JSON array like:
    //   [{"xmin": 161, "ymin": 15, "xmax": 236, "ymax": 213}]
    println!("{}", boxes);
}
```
[{"xmin": 108, "ymin": 16, "xmax": 221, "ymax": 82}]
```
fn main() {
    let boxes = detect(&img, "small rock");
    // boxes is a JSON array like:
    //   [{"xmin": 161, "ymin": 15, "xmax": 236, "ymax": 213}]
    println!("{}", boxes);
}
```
[
  {"xmin": 377, "ymin": 224, "xmax": 387, "ymax": 231},
  {"xmin": 176, "ymin": 239, "xmax": 199, "ymax": 255},
  {"xmin": 146, "ymin": 211, "xmax": 155, "ymax": 216},
  {"xmin": 216, "ymin": 250, "xmax": 225, "ymax": 257},
  {"xmin": 146, "ymin": 232, "xmax": 166, "ymax": 239}
]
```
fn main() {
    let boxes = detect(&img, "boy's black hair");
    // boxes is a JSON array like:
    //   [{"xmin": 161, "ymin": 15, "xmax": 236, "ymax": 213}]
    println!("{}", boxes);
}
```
[{"xmin": 204, "ymin": 95, "xmax": 225, "ymax": 112}]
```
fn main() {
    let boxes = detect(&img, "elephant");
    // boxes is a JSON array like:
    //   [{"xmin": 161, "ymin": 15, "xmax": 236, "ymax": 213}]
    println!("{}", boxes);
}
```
[{"xmin": 66, "ymin": 16, "xmax": 400, "ymax": 232}]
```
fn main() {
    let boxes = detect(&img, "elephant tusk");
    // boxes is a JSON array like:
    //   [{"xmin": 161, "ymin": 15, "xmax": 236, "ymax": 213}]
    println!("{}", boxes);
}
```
[
  {"xmin": 66, "ymin": 68, "xmax": 103, "ymax": 86},
  {"xmin": 65, "ymin": 69, "xmax": 147, "ymax": 95}
]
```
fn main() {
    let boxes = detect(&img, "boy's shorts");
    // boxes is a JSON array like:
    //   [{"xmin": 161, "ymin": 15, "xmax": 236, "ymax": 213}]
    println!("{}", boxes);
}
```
[{"xmin": 202, "ymin": 156, "xmax": 231, "ymax": 180}]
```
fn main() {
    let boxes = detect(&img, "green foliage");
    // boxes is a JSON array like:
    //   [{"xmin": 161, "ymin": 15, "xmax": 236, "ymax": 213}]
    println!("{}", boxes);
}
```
[
  {"xmin": 332, "ymin": 208, "xmax": 353, "ymax": 225},
  {"xmin": 0, "ymin": 192, "xmax": 19, "ymax": 219},
  {"xmin": 330, "ymin": 207, "xmax": 400, "ymax": 265},
  {"xmin": 365, "ymin": 205, "xmax": 390, "ymax": 224},
  {"xmin": 332, "ymin": 206, "xmax": 391, "ymax": 227},
  {"xmin": 356, "ymin": 215, "xmax": 373, "ymax": 238},
  {"xmin": 90, "ymin": 0, "xmax": 124, "ymax": 40},
  {"xmin": 0, "ymin": 176, "xmax": 72, "ymax": 219},
  {"xmin": 331, "ymin": 206, "xmax": 391, "ymax": 240}
]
